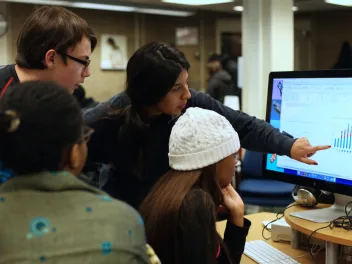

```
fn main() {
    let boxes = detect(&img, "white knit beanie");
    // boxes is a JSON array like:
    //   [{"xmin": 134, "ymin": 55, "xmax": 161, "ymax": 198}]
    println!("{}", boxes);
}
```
[{"xmin": 169, "ymin": 107, "xmax": 241, "ymax": 171}]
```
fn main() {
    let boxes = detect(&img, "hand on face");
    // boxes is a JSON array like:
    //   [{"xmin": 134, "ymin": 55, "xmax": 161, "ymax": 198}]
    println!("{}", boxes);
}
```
[{"xmin": 221, "ymin": 184, "xmax": 244, "ymax": 227}]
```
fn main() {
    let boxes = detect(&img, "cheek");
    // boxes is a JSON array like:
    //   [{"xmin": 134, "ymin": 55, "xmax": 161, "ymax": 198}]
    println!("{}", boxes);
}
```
[
  {"xmin": 228, "ymin": 159, "xmax": 236, "ymax": 177},
  {"xmin": 82, "ymin": 143, "xmax": 88, "ymax": 161},
  {"xmin": 55, "ymin": 65, "xmax": 77, "ymax": 83},
  {"xmin": 63, "ymin": 62, "xmax": 81, "ymax": 76},
  {"xmin": 69, "ymin": 65, "xmax": 82, "ymax": 79},
  {"xmin": 158, "ymin": 95, "xmax": 179, "ymax": 114},
  {"xmin": 78, "ymin": 143, "xmax": 88, "ymax": 171},
  {"xmin": 218, "ymin": 158, "xmax": 236, "ymax": 186}
]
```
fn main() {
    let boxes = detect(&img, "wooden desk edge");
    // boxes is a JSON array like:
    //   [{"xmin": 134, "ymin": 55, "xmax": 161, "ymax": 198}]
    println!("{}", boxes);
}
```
[
  {"xmin": 284, "ymin": 203, "xmax": 352, "ymax": 246},
  {"xmin": 217, "ymin": 211, "xmax": 318, "ymax": 264}
]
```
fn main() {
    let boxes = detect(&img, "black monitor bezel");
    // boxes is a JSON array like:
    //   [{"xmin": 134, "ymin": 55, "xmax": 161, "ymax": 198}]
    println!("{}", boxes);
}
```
[{"xmin": 263, "ymin": 69, "xmax": 352, "ymax": 196}]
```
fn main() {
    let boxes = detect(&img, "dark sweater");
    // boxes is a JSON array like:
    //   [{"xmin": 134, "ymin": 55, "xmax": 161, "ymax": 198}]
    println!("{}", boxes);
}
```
[
  {"xmin": 207, "ymin": 70, "xmax": 237, "ymax": 103},
  {"xmin": 179, "ymin": 189, "xmax": 251, "ymax": 264},
  {"xmin": 0, "ymin": 65, "xmax": 19, "ymax": 183},
  {"xmin": 84, "ymin": 90, "xmax": 295, "ymax": 209},
  {"xmin": 219, "ymin": 219, "xmax": 251, "ymax": 264},
  {"xmin": 0, "ymin": 64, "xmax": 20, "ymax": 96},
  {"xmin": 142, "ymin": 188, "xmax": 250, "ymax": 264}
]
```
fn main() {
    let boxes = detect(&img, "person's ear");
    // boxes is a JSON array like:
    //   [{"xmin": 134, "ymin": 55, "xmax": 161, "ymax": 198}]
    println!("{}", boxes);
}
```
[
  {"xmin": 68, "ymin": 144, "xmax": 82, "ymax": 169},
  {"xmin": 43, "ymin": 49, "xmax": 57, "ymax": 69}
]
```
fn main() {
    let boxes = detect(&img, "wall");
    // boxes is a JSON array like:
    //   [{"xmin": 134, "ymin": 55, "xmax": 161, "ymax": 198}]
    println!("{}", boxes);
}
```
[
  {"xmin": 143, "ymin": 11, "xmax": 234, "ymax": 91},
  {"xmin": 3, "ymin": 2, "xmax": 352, "ymax": 101},
  {"xmin": 215, "ymin": 16, "xmax": 313, "ymax": 71},
  {"xmin": 312, "ymin": 10, "xmax": 352, "ymax": 70},
  {"xmin": 7, "ymin": 3, "xmax": 137, "ymax": 101},
  {"xmin": 144, "ymin": 13, "xmax": 202, "ymax": 91},
  {"xmin": 73, "ymin": 8, "xmax": 137, "ymax": 101},
  {"xmin": 5, "ymin": 3, "xmax": 234, "ymax": 100},
  {"xmin": 0, "ymin": 2, "xmax": 12, "ymax": 65}
]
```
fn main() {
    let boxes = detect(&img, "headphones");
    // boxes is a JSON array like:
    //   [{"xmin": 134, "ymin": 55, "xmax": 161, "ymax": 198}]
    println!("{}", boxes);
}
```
[{"xmin": 292, "ymin": 185, "xmax": 335, "ymax": 207}]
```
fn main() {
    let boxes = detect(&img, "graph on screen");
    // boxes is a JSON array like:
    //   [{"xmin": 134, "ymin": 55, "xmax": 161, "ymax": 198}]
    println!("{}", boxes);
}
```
[{"xmin": 332, "ymin": 120, "xmax": 352, "ymax": 153}]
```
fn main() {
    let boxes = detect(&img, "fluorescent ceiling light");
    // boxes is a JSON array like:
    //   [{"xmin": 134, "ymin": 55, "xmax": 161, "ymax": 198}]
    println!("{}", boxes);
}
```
[
  {"xmin": 137, "ymin": 8, "xmax": 194, "ymax": 16},
  {"xmin": 325, "ymin": 0, "xmax": 352, "ymax": 6},
  {"xmin": 162, "ymin": 0, "xmax": 234, "ymax": 6},
  {"xmin": 71, "ymin": 3, "xmax": 135, "ymax": 12},
  {"xmin": 3, "ymin": 0, "xmax": 194, "ymax": 17},
  {"xmin": 233, "ymin": 5, "xmax": 299, "ymax": 12},
  {"xmin": 233, "ymin": 6, "xmax": 244, "ymax": 11},
  {"xmin": 3, "ymin": 0, "xmax": 70, "ymax": 5}
]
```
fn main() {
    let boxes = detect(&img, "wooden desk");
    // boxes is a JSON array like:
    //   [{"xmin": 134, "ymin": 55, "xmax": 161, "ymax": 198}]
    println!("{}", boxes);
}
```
[
  {"xmin": 285, "ymin": 204, "xmax": 352, "ymax": 246},
  {"xmin": 285, "ymin": 203, "xmax": 352, "ymax": 264},
  {"xmin": 216, "ymin": 212, "xmax": 322, "ymax": 264}
]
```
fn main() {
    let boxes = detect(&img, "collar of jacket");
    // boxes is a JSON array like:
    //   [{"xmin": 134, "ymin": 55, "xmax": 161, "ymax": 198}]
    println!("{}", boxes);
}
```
[{"xmin": 0, "ymin": 171, "xmax": 106, "ymax": 195}]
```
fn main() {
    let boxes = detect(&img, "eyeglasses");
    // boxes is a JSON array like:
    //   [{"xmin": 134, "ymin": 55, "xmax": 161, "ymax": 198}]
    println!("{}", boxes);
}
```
[
  {"xmin": 79, "ymin": 126, "xmax": 94, "ymax": 143},
  {"xmin": 65, "ymin": 54, "xmax": 91, "ymax": 69}
]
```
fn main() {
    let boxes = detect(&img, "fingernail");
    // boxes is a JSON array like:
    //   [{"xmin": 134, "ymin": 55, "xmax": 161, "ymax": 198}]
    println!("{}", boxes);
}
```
[{"xmin": 314, "ymin": 162, "xmax": 318, "ymax": 165}]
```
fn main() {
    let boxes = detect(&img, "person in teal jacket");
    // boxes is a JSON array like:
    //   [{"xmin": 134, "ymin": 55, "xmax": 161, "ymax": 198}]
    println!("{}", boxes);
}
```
[{"xmin": 0, "ymin": 81, "xmax": 150, "ymax": 264}]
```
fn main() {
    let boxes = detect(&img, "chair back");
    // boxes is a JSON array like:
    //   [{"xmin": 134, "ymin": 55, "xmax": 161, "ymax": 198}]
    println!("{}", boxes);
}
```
[{"xmin": 242, "ymin": 150, "xmax": 263, "ymax": 179}]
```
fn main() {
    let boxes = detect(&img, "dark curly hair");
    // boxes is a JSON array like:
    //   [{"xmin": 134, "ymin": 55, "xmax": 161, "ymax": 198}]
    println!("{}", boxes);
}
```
[{"xmin": 0, "ymin": 81, "xmax": 83, "ymax": 175}]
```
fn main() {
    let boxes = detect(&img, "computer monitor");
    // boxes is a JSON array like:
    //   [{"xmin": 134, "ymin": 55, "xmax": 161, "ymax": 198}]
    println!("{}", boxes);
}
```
[{"xmin": 263, "ymin": 70, "xmax": 352, "ymax": 223}]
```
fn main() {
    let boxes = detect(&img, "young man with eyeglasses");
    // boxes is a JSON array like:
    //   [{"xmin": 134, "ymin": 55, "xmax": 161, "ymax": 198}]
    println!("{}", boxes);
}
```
[
  {"xmin": 0, "ymin": 6, "xmax": 96, "ymax": 184},
  {"xmin": 0, "ymin": 5, "xmax": 96, "ymax": 97}
]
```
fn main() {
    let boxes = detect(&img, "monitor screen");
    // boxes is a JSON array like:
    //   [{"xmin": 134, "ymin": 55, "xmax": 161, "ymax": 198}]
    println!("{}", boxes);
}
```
[{"xmin": 264, "ymin": 70, "xmax": 352, "ymax": 196}]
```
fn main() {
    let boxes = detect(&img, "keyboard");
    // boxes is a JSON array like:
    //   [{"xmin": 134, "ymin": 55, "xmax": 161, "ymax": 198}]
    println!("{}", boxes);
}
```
[{"xmin": 244, "ymin": 240, "xmax": 299, "ymax": 264}]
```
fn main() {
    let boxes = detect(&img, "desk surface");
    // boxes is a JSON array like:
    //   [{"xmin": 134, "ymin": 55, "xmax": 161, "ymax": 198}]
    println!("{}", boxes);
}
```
[
  {"xmin": 216, "ymin": 212, "xmax": 323, "ymax": 264},
  {"xmin": 285, "ymin": 203, "xmax": 352, "ymax": 246}
]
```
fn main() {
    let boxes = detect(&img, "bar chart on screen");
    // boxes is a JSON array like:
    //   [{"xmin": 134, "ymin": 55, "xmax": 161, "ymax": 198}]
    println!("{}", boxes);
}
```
[
  {"xmin": 276, "ymin": 119, "xmax": 352, "ymax": 179},
  {"xmin": 332, "ymin": 120, "xmax": 352, "ymax": 153}
]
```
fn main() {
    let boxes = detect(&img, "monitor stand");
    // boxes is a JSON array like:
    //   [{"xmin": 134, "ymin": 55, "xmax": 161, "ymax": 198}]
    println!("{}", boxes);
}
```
[{"xmin": 290, "ymin": 194, "xmax": 351, "ymax": 223}]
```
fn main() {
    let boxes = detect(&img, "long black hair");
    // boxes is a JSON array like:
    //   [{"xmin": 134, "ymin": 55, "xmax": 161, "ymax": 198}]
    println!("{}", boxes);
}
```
[
  {"xmin": 0, "ymin": 81, "xmax": 83, "ymax": 175},
  {"xmin": 108, "ymin": 42, "xmax": 190, "ymax": 179},
  {"xmin": 140, "ymin": 165, "xmax": 234, "ymax": 264}
]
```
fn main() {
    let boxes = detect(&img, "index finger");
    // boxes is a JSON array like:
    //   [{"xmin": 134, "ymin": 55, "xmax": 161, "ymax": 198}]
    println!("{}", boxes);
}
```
[
  {"xmin": 299, "ymin": 157, "xmax": 318, "ymax": 165},
  {"xmin": 308, "ymin": 145, "xmax": 331, "ymax": 152}
]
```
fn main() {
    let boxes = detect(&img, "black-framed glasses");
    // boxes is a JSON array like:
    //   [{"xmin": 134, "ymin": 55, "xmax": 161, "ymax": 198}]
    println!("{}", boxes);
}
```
[{"xmin": 65, "ymin": 54, "xmax": 91, "ymax": 69}]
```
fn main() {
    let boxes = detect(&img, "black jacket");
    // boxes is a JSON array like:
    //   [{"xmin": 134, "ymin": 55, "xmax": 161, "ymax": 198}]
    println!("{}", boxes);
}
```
[
  {"xmin": 0, "ymin": 65, "xmax": 19, "ymax": 183},
  {"xmin": 219, "ymin": 219, "xmax": 251, "ymax": 264},
  {"xmin": 84, "ymin": 90, "xmax": 295, "ymax": 208},
  {"xmin": 0, "ymin": 65, "xmax": 20, "ymax": 96},
  {"xmin": 178, "ymin": 189, "xmax": 251, "ymax": 264},
  {"xmin": 207, "ymin": 70, "xmax": 237, "ymax": 104}
]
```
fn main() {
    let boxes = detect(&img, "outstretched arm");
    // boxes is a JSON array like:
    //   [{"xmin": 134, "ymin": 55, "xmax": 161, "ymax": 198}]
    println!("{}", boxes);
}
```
[{"xmin": 190, "ymin": 90, "xmax": 330, "ymax": 164}]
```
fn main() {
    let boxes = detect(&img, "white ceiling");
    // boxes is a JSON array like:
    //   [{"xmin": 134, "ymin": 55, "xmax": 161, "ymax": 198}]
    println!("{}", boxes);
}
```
[{"xmin": 103, "ymin": 0, "xmax": 352, "ymax": 12}]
